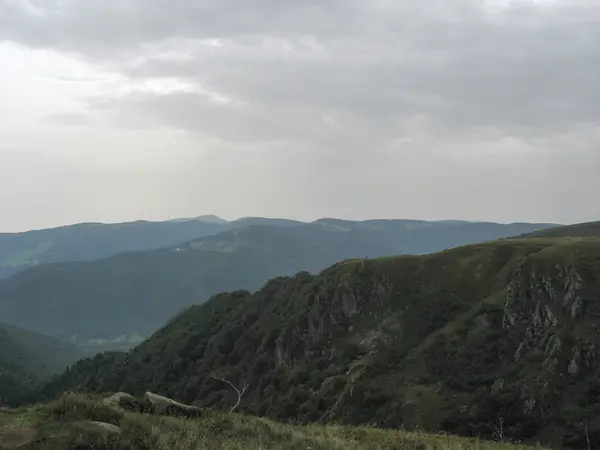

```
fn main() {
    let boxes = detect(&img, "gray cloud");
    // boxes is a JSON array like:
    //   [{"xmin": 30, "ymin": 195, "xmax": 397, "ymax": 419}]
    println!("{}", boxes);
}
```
[
  {"xmin": 1, "ymin": 0, "xmax": 599, "ymax": 229},
  {"xmin": 40, "ymin": 112, "xmax": 99, "ymax": 126},
  {"xmin": 4, "ymin": 0, "xmax": 600, "ymax": 133}
]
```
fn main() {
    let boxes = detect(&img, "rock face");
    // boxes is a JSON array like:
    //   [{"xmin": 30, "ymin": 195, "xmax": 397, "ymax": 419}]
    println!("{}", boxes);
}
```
[{"xmin": 143, "ymin": 392, "xmax": 203, "ymax": 418}]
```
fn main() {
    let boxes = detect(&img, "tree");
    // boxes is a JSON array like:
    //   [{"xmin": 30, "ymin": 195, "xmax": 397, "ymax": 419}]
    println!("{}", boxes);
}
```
[{"xmin": 211, "ymin": 372, "xmax": 249, "ymax": 412}]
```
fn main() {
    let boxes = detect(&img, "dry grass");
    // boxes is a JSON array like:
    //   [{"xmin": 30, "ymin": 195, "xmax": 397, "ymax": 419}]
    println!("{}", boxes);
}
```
[{"xmin": 0, "ymin": 394, "xmax": 549, "ymax": 450}]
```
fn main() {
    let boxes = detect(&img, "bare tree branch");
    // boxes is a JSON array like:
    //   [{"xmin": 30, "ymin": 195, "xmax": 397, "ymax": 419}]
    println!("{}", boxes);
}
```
[
  {"xmin": 483, "ymin": 415, "xmax": 512, "ymax": 443},
  {"xmin": 585, "ymin": 422, "xmax": 591, "ymax": 450},
  {"xmin": 211, "ymin": 372, "xmax": 249, "ymax": 412}
]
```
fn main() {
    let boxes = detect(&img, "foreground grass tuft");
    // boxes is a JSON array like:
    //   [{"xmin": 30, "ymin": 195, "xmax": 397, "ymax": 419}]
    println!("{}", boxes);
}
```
[{"xmin": 0, "ymin": 394, "xmax": 548, "ymax": 449}]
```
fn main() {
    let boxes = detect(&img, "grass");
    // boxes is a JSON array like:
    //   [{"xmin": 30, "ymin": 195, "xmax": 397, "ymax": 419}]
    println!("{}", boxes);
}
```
[{"xmin": 0, "ymin": 394, "xmax": 548, "ymax": 450}]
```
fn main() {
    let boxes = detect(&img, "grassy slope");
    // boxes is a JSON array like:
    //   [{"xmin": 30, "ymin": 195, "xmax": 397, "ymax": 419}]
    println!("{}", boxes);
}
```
[
  {"xmin": 0, "ymin": 220, "xmax": 556, "ymax": 350},
  {"xmin": 42, "ymin": 237, "xmax": 600, "ymax": 448},
  {"xmin": 0, "ymin": 323, "xmax": 82, "ymax": 406},
  {"xmin": 0, "ymin": 394, "xmax": 546, "ymax": 449},
  {"xmin": 520, "ymin": 221, "xmax": 600, "ymax": 238}
]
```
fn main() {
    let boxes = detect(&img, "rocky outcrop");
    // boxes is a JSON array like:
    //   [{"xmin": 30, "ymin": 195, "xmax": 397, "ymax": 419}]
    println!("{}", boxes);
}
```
[
  {"xmin": 502, "ymin": 260, "xmax": 593, "ymax": 377},
  {"xmin": 103, "ymin": 391, "xmax": 146, "ymax": 413},
  {"xmin": 102, "ymin": 392, "xmax": 136, "ymax": 408},
  {"xmin": 101, "ymin": 391, "xmax": 203, "ymax": 418},
  {"xmin": 77, "ymin": 421, "xmax": 122, "ymax": 435},
  {"xmin": 143, "ymin": 391, "xmax": 203, "ymax": 418}
]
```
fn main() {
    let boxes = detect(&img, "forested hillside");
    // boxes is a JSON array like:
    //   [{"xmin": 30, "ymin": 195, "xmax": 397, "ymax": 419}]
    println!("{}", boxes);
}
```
[
  {"xmin": 43, "ymin": 237, "xmax": 600, "ymax": 449},
  {"xmin": 0, "ymin": 322, "xmax": 82, "ymax": 405}
]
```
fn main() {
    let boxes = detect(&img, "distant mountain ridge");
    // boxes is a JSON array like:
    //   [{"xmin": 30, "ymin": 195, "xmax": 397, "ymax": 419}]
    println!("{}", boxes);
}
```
[
  {"xmin": 0, "ymin": 218, "xmax": 228, "ymax": 278},
  {"xmin": 0, "ymin": 218, "xmax": 557, "ymax": 351},
  {"xmin": 167, "ymin": 215, "xmax": 229, "ymax": 224},
  {"xmin": 0, "ymin": 216, "xmax": 561, "ymax": 279}
]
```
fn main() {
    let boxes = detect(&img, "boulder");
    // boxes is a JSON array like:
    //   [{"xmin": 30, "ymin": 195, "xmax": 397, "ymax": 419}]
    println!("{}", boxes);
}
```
[
  {"xmin": 102, "ymin": 392, "xmax": 136, "ymax": 408},
  {"xmin": 143, "ymin": 391, "xmax": 203, "ymax": 418},
  {"xmin": 77, "ymin": 421, "xmax": 122, "ymax": 435},
  {"xmin": 103, "ymin": 392, "xmax": 147, "ymax": 413}
]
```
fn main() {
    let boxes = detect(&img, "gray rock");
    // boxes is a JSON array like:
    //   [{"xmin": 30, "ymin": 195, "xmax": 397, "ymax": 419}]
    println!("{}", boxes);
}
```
[
  {"xmin": 78, "ymin": 421, "xmax": 122, "ymax": 435},
  {"xmin": 143, "ymin": 391, "xmax": 203, "ymax": 418},
  {"xmin": 102, "ymin": 392, "xmax": 136, "ymax": 408}
]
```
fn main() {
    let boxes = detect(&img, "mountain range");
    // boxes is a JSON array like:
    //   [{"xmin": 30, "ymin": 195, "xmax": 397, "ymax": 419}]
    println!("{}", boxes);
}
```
[
  {"xmin": 0, "ymin": 218, "xmax": 226, "ymax": 279},
  {"xmin": 0, "ymin": 218, "xmax": 557, "ymax": 351},
  {"xmin": 41, "ymin": 225, "xmax": 600, "ymax": 449}
]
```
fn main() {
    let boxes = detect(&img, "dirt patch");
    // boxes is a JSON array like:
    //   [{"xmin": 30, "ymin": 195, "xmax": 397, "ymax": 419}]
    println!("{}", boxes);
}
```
[{"xmin": 0, "ymin": 426, "xmax": 36, "ymax": 448}]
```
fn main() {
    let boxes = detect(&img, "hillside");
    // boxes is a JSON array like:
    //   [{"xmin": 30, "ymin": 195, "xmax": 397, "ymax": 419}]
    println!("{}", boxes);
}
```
[
  {"xmin": 520, "ymin": 221, "xmax": 600, "ymax": 239},
  {"xmin": 0, "ymin": 323, "xmax": 82, "ymax": 406},
  {"xmin": 0, "ymin": 218, "xmax": 228, "ymax": 279},
  {"xmin": 0, "ymin": 220, "xmax": 556, "ymax": 351},
  {"xmin": 0, "ymin": 394, "xmax": 543, "ymax": 450},
  {"xmin": 43, "ymin": 237, "xmax": 600, "ymax": 449}
]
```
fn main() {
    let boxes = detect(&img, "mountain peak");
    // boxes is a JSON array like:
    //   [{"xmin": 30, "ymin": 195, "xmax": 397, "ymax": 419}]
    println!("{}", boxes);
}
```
[{"xmin": 194, "ymin": 215, "xmax": 229, "ymax": 224}]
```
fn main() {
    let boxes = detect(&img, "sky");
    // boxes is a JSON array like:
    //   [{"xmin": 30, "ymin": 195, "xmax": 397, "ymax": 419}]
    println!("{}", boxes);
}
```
[{"xmin": 1, "ymin": 0, "xmax": 599, "ymax": 232}]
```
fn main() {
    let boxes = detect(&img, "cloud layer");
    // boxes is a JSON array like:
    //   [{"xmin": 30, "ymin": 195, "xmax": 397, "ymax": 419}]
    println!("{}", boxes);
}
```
[{"xmin": 1, "ymin": 0, "xmax": 599, "ymax": 230}]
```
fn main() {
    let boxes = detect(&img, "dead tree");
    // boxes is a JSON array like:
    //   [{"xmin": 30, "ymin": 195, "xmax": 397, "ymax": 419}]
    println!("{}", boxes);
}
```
[
  {"xmin": 483, "ymin": 415, "xmax": 512, "ymax": 443},
  {"xmin": 211, "ymin": 372, "xmax": 249, "ymax": 412}
]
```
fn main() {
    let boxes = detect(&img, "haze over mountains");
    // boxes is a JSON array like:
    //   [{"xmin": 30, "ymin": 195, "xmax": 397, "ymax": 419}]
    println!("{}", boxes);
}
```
[
  {"xmin": 0, "ymin": 215, "xmax": 300, "ymax": 279},
  {"xmin": 0, "ymin": 216, "xmax": 556, "ymax": 352}
]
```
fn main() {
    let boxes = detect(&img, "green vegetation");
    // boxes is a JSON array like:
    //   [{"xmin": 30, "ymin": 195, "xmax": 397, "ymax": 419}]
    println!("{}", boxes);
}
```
[
  {"xmin": 0, "ymin": 393, "xmax": 546, "ymax": 449},
  {"xmin": 0, "ymin": 219, "xmax": 556, "ymax": 351},
  {"xmin": 42, "ymin": 237, "xmax": 600, "ymax": 448},
  {"xmin": 520, "ymin": 221, "xmax": 600, "ymax": 238},
  {"xmin": 0, "ymin": 323, "xmax": 82, "ymax": 406}
]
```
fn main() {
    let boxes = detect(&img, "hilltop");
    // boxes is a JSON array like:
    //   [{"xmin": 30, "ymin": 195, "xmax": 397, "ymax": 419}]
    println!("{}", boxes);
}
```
[
  {"xmin": 43, "ymin": 237, "xmax": 600, "ymax": 448},
  {"xmin": 520, "ymin": 221, "xmax": 600, "ymax": 239},
  {"xmin": 0, "ymin": 393, "xmax": 545, "ymax": 449},
  {"xmin": 0, "ymin": 323, "xmax": 82, "ymax": 406},
  {"xmin": 0, "ymin": 219, "xmax": 555, "ymax": 351}
]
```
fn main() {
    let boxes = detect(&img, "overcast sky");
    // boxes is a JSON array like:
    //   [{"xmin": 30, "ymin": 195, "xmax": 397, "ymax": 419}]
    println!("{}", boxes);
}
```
[{"xmin": 1, "ymin": 0, "xmax": 599, "ymax": 231}]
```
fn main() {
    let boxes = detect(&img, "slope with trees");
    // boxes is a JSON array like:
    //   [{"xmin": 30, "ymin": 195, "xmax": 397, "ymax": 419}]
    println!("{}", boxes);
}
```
[
  {"xmin": 42, "ymin": 236, "xmax": 600, "ymax": 448},
  {"xmin": 0, "ymin": 322, "xmax": 82, "ymax": 405}
]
